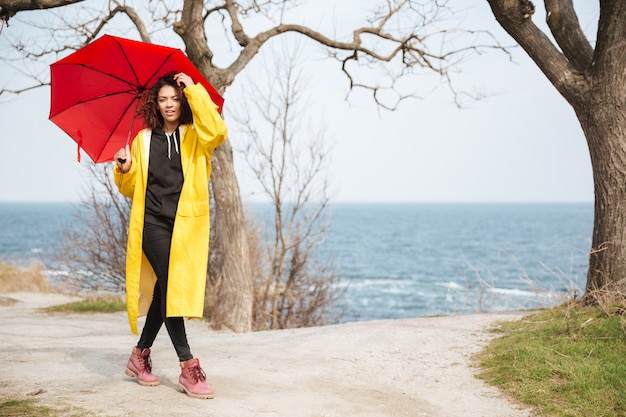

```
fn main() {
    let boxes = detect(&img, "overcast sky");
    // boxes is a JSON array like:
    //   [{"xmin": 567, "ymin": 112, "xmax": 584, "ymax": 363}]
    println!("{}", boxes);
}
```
[{"xmin": 0, "ymin": 1, "xmax": 596, "ymax": 203}]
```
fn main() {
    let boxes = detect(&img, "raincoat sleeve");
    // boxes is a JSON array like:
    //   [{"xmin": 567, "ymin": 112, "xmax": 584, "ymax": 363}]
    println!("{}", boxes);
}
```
[
  {"xmin": 184, "ymin": 83, "xmax": 228, "ymax": 154},
  {"xmin": 113, "ymin": 131, "xmax": 141, "ymax": 198}
]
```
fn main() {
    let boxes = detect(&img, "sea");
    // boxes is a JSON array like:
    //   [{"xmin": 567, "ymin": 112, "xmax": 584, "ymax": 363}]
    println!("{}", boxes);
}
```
[{"xmin": 0, "ymin": 202, "xmax": 593, "ymax": 322}]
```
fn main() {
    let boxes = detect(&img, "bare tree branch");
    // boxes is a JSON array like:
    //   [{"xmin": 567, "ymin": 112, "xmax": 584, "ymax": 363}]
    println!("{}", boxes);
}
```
[
  {"xmin": 0, "ymin": 0, "xmax": 84, "ymax": 23},
  {"xmin": 116, "ymin": 2, "xmax": 150, "ymax": 42},
  {"xmin": 54, "ymin": 162, "xmax": 130, "ymax": 293},
  {"xmin": 230, "ymin": 41, "xmax": 341, "ymax": 329},
  {"xmin": 487, "ymin": 0, "xmax": 581, "ymax": 102},
  {"xmin": 0, "ymin": 82, "xmax": 48, "ymax": 96},
  {"xmin": 0, "ymin": 2, "xmax": 155, "ymax": 98},
  {"xmin": 592, "ymin": 0, "xmax": 626, "ymax": 80},
  {"xmin": 544, "ymin": 0, "xmax": 593, "ymax": 72},
  {"xmin": 221, "ymin": 0, "xmax": 504, "ymax": 108},
  {"xmin": 2, "ymin": 1, "xmax": 502, "ymax": 106}
]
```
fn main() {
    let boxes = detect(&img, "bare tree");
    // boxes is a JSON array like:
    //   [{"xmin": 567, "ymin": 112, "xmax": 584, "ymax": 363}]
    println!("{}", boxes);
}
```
[
  {"xmin": 486, "ymin": 1, "xmax": 626, "ymax": 301},
  {"xmin": 53, "ymin": 162, "xmax": 130, "ymax": 292},
  {"xmin": 231, "ymin": 43, "xmax": 342, "ymax": 329},
  {"xmin": 1, "ymin": 0, "xmax": 496, "ymax": 331}
]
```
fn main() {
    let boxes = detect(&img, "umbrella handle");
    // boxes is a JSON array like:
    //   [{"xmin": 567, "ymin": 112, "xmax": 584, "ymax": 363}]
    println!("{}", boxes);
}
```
[{"xmin": 119, "ymin": 113, "xmax": 135, "ymax": 166}]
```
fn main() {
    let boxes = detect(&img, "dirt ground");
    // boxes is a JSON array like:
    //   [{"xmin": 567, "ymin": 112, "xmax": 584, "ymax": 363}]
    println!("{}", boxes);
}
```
[{"xmin": 0, "ymin": 292, "xmax": 534, "ymax": 417}]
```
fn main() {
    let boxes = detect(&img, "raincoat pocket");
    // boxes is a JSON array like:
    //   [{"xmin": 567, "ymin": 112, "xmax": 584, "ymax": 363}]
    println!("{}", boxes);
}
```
[{"xmin": 177, "ymin": 200, "xmax": 208, "ymax": 217}]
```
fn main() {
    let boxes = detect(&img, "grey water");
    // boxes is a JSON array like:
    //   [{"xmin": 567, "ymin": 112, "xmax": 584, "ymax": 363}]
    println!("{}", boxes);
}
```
[
  {"xmin": 0, "ymin": 202, "xmax": 593, "ymax": 322},
  {"xmin": 319, "ymin": 203, "xmax": 592, "ymax": 321}
]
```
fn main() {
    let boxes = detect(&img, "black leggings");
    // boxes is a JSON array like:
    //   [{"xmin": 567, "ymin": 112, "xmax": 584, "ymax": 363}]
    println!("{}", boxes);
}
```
[{"xmin": 137, "ymin": 222, "xmax": 192, "ymax": 362}]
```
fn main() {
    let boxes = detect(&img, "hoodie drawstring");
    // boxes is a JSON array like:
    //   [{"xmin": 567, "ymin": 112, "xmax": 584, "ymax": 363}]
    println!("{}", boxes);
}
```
[{"xmin": 165, "ymin": 127, "xmax": 180, "ymax": 160}]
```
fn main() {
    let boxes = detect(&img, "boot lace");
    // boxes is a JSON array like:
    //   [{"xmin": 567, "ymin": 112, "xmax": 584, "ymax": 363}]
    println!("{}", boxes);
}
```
[
  {"xmin": 189, "ymin": 364, "xmax": 206, "ymax": 383},
  {"xmin": 139, "ymin": 350, "xmax": 153, "ymax": 373}
]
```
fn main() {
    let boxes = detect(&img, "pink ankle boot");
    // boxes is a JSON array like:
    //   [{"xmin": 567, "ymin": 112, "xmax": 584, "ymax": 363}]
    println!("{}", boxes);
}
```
[
  {"xmin": 125, "ymin": 347, "xmax": 160, "ymax": 386},
  {"xmin": 178, "ymin": 358, "xmax": 214, "ymax": 399}
]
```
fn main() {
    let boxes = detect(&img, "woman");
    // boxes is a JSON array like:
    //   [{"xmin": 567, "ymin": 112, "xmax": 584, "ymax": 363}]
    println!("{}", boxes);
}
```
[{"xmin": 113, "ymin": 72, "xmax": 227, "ymax": 399}]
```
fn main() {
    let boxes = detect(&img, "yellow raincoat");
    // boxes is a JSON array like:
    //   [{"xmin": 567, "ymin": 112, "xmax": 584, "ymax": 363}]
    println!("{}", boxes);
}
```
[{"xmin": 114, "ymin": 83, "xmax": 227, "ymax": 335}]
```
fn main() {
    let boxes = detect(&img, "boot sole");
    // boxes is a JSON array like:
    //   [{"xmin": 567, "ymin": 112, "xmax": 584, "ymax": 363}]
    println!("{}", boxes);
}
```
[
  {"xmin": 125, "ymin": 368, "xmax": 160, "ymax": 386},
  {"xmin": 178, "ymin": 383, "xmax": 214, "ymax": 399}
]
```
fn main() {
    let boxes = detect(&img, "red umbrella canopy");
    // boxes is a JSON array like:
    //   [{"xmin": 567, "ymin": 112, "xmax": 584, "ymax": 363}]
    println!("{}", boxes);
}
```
[{"xmin": 49, "ymin": 34, "xmax": 224, "ymax": 163}]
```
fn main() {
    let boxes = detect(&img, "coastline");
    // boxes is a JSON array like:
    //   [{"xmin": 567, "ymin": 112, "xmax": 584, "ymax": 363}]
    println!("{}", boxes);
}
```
[{"xmin": 0, "ymin": 292, "xmax": 533, "ymax": 417}]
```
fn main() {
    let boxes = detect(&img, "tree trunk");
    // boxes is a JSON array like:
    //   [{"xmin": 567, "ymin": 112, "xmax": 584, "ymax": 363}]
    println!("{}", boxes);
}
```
[
  {"xmin": 210, "ymin": 140, "xmax": 253, "ymax": 332},
  {"xmin": 175, "ymin": 0, "xmax": 253, "ymax": 332},
  {"xmin": 576, "ymin": 84, "xmax": 626, "ymax": 294},
  {"xmin": 487, "ymin": 0, "xmax": 626, "ymax": 299}
]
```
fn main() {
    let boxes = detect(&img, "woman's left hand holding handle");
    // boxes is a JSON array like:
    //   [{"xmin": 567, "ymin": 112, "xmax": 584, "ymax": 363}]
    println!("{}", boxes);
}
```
[{"xmin": 115, "ymin": 145, "xmax": 132, "ymax": 173}]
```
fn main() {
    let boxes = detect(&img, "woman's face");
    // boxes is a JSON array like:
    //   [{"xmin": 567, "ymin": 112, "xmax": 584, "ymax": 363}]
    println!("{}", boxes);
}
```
[{"xmin": 157, "ymin": 85, "xmax": 181, "ymax": 126}]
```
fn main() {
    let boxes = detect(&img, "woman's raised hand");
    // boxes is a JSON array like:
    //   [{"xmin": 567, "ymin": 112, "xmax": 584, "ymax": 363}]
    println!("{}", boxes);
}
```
[{"xmin": 174, "ymin": 72, "xmax": 193, "ymax": 89}]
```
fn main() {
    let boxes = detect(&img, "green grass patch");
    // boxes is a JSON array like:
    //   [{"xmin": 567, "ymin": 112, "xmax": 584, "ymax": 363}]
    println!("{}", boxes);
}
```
[
  {"xmin": 0, "ymin": 399, "xmax": 53, "ymax": 417},
  {"xmin": 476, "ymin": 305, "xmax": 626, "ymax": 417},
  {"xmin": 43, "ymin": 296, "xmax": 126, "ymax": 314},
  {"xmin": 0, "ymin": 399, "xmax": 94, "ymax": 417}
]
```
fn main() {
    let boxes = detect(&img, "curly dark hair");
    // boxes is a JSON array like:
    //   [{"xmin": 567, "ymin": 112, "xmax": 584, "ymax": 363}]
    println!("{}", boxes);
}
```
[{"xmin": 136, "ymin": 72, "xmax": 193, "ymax": 129}]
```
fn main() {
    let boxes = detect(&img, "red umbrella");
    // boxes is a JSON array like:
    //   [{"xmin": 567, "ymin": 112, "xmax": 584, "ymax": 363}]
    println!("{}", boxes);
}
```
[{"xmin": 49, "ymin": 34, "xmax": 224, "ymax": 163}]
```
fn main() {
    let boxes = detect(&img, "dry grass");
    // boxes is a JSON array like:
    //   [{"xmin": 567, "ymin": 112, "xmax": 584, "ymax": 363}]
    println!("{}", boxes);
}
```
[
  {"xmin": 0, "ymin": 262, "xmax": 52, "ymax": 293},
  {"xmin": 579, "ymin": 277, "xmax": 626, "ymax": 335}
]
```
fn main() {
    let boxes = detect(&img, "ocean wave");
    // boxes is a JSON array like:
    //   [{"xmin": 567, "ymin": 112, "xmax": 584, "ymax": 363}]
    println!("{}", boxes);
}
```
[
  {"xmin": 488, "ymin": 287, "xmax": 537, "ymax": 297},
  {"xmin": 435, "ymin": 281, "xmax": 465, "ymax": 290}
]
